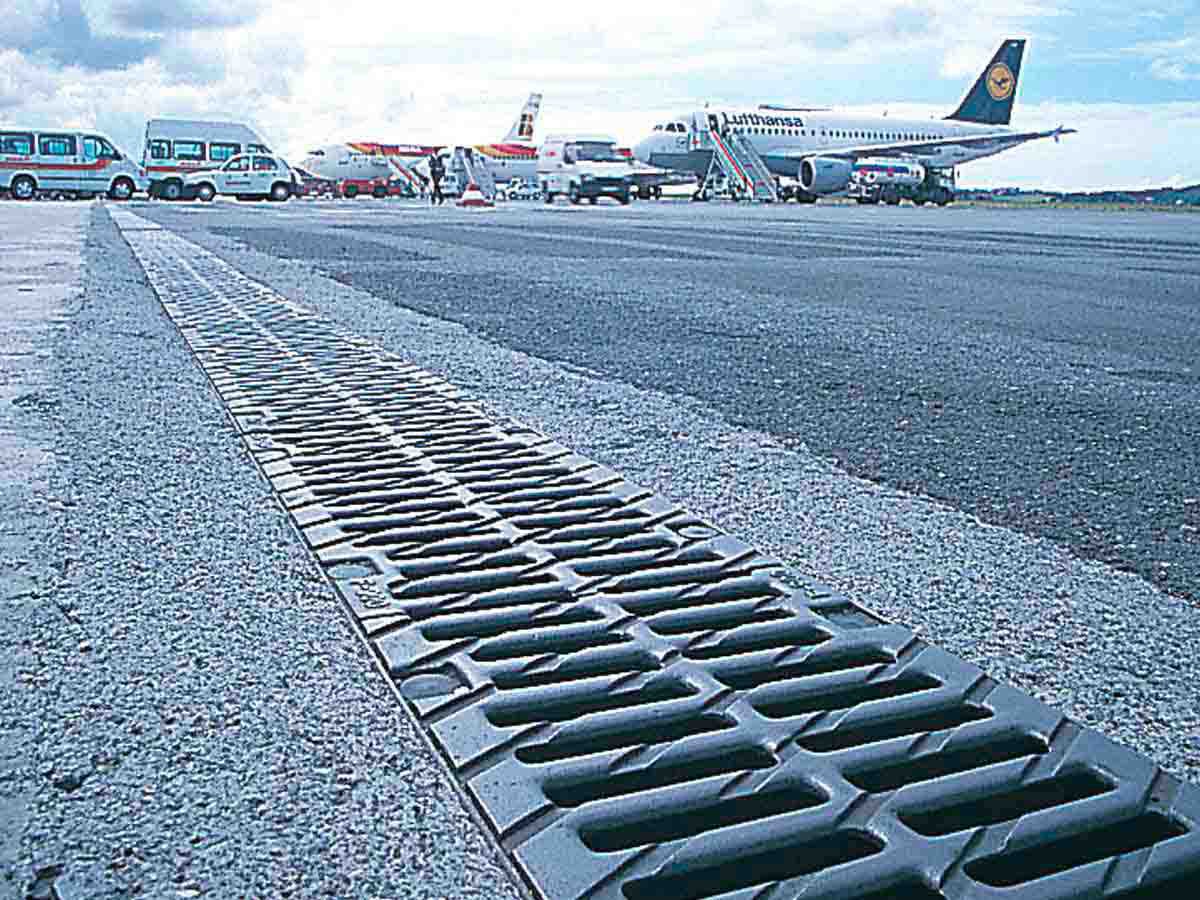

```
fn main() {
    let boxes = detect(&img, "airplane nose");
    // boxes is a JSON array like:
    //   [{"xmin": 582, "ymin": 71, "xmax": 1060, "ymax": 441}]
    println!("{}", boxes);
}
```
[{"xmin": 633, "ymin": 137, "xmax": 655, "ymax": 165}]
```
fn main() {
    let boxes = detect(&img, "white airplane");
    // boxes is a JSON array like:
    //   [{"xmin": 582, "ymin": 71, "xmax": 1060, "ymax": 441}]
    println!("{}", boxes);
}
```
[
  {"xmin": 632, "ymin": 40, "xmax": 1075, "ymax": 202},
  {"xmin": 299, "ymin": 92, "xmax": 542, "ymax": 185}
]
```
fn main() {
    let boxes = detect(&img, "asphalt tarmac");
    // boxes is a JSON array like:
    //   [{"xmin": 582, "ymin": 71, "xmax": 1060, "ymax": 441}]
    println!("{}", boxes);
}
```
[
  {"xmin": 149, "ymin": 198, "xmax": 1200, "ymax": 602},
  {"xmin": 136, "ymin": 196, "xmax": 1199, "ymax": 784},
  {"xmin": 4, "ymin": 196, "xmax": 1198, "ymax": 897}
]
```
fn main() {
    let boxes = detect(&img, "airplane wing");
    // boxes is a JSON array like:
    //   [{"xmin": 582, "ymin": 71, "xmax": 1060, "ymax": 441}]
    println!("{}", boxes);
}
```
[{"xmin": 780, "ymin": 126, "xmax": 1077, "ymax": 163}]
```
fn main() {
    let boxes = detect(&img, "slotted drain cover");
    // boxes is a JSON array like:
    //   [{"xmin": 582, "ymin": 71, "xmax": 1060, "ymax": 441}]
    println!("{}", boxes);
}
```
[{"xmin": 111, "ymin": 208, "xmax": 1200, "ymax": 900}]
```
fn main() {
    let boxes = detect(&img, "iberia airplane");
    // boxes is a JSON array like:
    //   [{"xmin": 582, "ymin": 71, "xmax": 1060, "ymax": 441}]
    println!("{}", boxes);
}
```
[
  {"xmin": 633, "ymin": 40, "xmax": 1074, "ymax": 202},
  {"xmin": 299, "ymin": 93, "xmax": 541, "ymax": 186}
]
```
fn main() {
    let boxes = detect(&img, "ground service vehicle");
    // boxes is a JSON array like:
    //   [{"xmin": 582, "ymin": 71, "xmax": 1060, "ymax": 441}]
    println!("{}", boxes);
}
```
[
  {"xmin": 291, "ymin": 168, "xmax": 337, "ymax": 198},
  {"xmin": 182, "ymin": 153, "xmax": 300, "ymax": 202},
  {"xmin": 0, "ymin": 128, "xmax": 147, "ymax": 200},
  {"xmin": 338, "ymin": 176, "xmax": 412, "ymax": 199},
  {"xmin": 846, "ymin": 160, "xmax": 956, "ymax": 206},
  {"xmin": 538, "ymin": 135, "xmax": 632, "ymax": 204},
  {"xmin": 497, "ymin": 177, "xmax": 541, "ymax": 201},
  {"xmin": 143, "ymin": 119, "xmax": 270, "ymax": 200}
]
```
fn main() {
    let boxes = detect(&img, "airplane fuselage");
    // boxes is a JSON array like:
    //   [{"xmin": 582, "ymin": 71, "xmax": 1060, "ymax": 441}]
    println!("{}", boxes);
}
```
[
  {"xmin": 300, "ymin": 141, "xmax": 538, "ymax": 184},
  {"xmin": 635, "ymin": 109, "xmax": 1029, "ymax": 180}
]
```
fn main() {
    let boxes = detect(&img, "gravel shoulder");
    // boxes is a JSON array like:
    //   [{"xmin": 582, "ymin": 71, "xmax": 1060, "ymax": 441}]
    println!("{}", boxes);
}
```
[
  {"xmin": 3, "ymin": 205, "xmax": 523, "ymax": 900},
  {"xmin": 154, "ymin": 206, "xmax": 1200, "ymax": 788}
]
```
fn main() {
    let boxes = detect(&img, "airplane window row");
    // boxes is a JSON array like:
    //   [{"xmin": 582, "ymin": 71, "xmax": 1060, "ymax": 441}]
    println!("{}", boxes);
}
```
[
  {"xmin": 652, "ymin": 120, "xmax": 944, "ymax": 143},
  {"xmin": 732, "ymin": 127, "xmax": 938, "ymax": 142}
]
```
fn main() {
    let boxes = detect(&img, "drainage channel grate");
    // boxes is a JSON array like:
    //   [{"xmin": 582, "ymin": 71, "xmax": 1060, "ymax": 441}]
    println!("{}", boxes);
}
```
[{"xmin": 111, "ymin": 208, "xmax": 1200, "ymax": 900}]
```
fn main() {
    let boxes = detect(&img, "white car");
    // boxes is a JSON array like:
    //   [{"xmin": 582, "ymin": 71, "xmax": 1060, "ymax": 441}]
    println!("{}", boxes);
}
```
[{"xmin": 182, "ymin": 153, "xmax": 299, "ymax": 202}]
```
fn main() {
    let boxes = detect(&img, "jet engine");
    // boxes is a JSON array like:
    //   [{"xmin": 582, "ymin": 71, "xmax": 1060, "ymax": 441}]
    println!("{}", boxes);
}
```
[
  {"xmin": 850, "ymin": 158, "xmax": 926, "ymax": 188},
  {"xmin": 799, "ymin": 157, "xmax": 853, "ymax": 194}
]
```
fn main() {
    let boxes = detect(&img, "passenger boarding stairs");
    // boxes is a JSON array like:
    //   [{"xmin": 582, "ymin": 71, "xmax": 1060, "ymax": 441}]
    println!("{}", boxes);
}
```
[
  {"xmin": 385, "ymin": 156, "xmax": 423, "ymax": 193},
  {"xmin": 449, "ymin": 147, "xmax": 497, "ymax": 201},
  {"xmin": 694, "ymin": 114, "xmax": 779, "ymax": 202}
]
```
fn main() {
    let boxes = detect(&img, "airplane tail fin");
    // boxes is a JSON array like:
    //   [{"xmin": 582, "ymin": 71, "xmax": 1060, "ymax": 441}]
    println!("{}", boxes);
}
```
[
  {"xmin": 946, "ymin": 39, "xmax": 1025, "ymax": 126},
  {"xmin": 503, "ymin": 93, "xmax": 542, "ymax": 143}
]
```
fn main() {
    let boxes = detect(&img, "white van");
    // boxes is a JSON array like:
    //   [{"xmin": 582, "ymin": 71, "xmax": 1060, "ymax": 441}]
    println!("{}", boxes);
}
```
[
  {"xmin": 0, "ymin": 128, "xmax": 147, "ymax": 200},
  {"xmin": 143, "ymin": 119, "xmax": 271, "ymax": 200},
  {"xmin": 537, "ymin": 134, "xmax": 632, "ymax": 205}
]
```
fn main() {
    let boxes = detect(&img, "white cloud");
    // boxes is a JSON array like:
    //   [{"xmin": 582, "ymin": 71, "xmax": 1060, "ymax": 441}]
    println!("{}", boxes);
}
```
[
  {"xmin": 1123, "ymin": 35, "xmax": 1200, "ymax": 82},
  {"xmin": 81, "ymin": 0, "xmax": 266, "ymax": 36},
  {"xmin": 0, "ymin": 0, "xmax": 58, "ymax": 45},
  {"xmin": 1150, "ymin": 58, "xmax": 1200, "ymax": 81},
  {"xmin": 956, "ymin": 101, "xmax": 1200, "ymax": 191},
  {"xmin": 0, "ymin": 48, "xmax": 58, "ymax": 109}
]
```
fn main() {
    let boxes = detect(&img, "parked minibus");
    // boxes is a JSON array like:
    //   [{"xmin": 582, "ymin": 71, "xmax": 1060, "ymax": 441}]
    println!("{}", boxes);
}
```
[
  {"xmin": 143, "ymin": 119, "xmax": 271, "ymax": 200},
  {"xmin": 0, "ymin": 128, "xmax": 147, "ymax": 200}
]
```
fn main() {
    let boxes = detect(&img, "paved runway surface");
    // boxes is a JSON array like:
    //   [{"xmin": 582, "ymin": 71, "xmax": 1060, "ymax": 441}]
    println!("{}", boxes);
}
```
[
  {"xmin": 4, "ymin": 197, "xmax": 1198, "ymax": 898},
  {"xmin": 146, "ymin": 198, "xmax": 1200, "ymax": 601},
  {"xmin": 134, "ymin": 197, "xmax": 1199, "ymax": 781}
]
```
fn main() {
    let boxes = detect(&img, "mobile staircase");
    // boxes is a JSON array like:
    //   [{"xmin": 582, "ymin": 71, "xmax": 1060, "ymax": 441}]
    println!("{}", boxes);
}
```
[
  {"xmin": 694, "ymin": 115, "xmax": 779, "ymax": 202},
  {"xmin": 385, "ymin": 156, "xmax": 425, "ymax": 194},
  {"xmin": 449, "ymin": 147, "xmax": 497, "ymax": 202}
]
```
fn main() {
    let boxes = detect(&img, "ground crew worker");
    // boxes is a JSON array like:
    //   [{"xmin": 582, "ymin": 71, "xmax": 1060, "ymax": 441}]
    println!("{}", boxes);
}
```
[{"xmin": 428, "ymin": 152, "xmax": 445, "ymax": 206}]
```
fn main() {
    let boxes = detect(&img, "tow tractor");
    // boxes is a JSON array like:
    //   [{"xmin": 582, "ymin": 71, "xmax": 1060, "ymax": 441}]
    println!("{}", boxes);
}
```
[
  {"xmin": 846, "ymin": 159, "xmax": 956, "ymax": 206},
  {"xmin": 337, "ymin": 175, "xmax": 412, "ymax": 199}
]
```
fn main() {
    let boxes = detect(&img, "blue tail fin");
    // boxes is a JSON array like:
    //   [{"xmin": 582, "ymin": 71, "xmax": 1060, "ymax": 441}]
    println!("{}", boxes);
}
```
[{"xmin": 947, "ymin": 39, "xmax": 1025, "ymax": 126}]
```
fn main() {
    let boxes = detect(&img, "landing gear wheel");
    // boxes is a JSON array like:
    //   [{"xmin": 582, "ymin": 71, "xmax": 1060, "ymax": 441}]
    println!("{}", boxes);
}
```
[
  {"xmin": 108, "ymin": 177, "xmax": 135, "ymax": 201},
  {"xmin": 197, "ymin": 183, "xmax": 216, "ymax": 202},
  {"xmin": 162, "ymin": 180, "xmax": 183, "ymax": 201},
  {"xmin": 11, "ymin": 175, "xmax": 36, "ymax": 200}
]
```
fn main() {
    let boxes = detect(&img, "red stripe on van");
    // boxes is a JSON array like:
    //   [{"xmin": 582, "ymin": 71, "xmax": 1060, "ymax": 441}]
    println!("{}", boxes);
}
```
[{"xmin": 0, "ymin": 159, "xmax": 113, "ymax": 172}]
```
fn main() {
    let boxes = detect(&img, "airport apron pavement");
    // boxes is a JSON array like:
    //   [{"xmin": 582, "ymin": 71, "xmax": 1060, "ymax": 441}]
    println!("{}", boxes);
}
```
[
  {"xmin": 4, "ymin": 198, "xmax": 1199, "ymax": 899},
  {"xmin": 148, "ymin": 199, "xmax": 1199, "ymax": 603}
]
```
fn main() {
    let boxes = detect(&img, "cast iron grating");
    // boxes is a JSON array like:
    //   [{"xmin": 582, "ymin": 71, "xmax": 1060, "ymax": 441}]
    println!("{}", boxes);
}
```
[{"xmin": 112, "ymin": 208, "xmax": 1200, "ymax": 900}]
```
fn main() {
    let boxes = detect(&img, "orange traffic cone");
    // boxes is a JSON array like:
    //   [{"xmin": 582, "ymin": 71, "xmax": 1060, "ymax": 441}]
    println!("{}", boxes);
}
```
[{"xmin": 458, "ymin": 182, "xmax": 494, "ymax": 208}]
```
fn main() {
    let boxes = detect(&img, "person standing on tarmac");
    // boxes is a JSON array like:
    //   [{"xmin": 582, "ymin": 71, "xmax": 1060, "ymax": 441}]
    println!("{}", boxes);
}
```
[{"xmin": 428, "ymin": 152, "xmax": 445, "ymax": 206}]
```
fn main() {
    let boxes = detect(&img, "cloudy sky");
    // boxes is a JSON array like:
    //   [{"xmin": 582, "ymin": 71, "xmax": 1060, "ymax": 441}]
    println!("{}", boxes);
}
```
[{"xmin": 1, "ymin": 0, "xmax": 1197, "ymax": 190}]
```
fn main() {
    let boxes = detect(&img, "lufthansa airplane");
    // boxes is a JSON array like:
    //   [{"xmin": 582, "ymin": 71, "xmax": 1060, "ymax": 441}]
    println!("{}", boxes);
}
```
[
  {"xmin": 299, "ymin": 93, "xmax": 542, "ymax": 184},
  {"xmin": 633, "ymin": 40, "xmax": 1074, "ymax": 200}
]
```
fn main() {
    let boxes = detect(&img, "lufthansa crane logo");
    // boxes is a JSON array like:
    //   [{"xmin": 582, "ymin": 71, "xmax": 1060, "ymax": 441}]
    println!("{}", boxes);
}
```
[{"xmin": 986, "ymin": 62, "xmax": 1015, "ymax": 101}]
